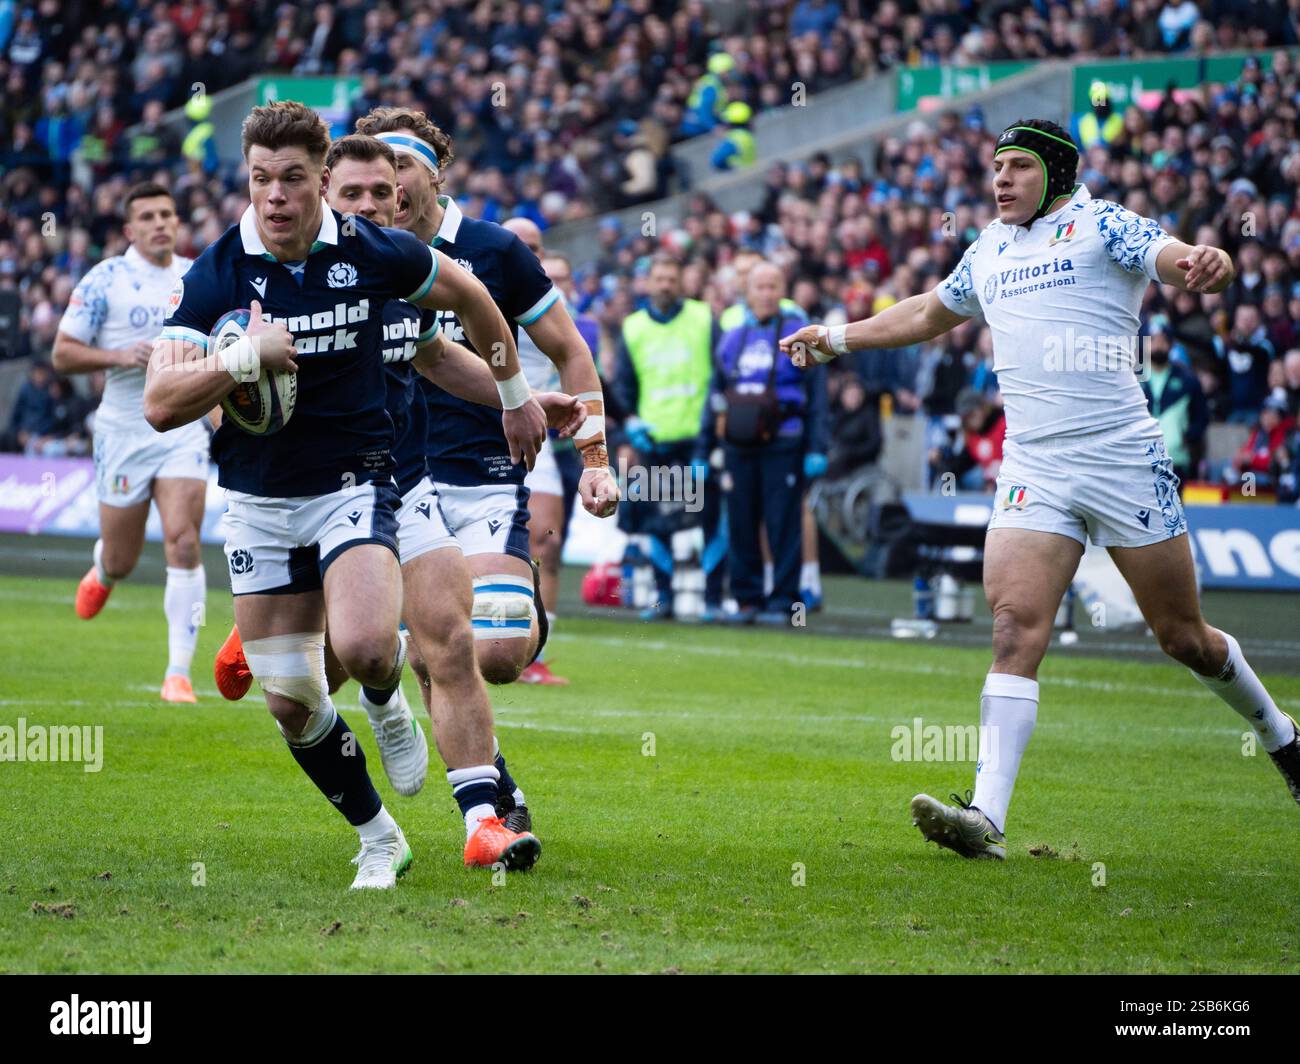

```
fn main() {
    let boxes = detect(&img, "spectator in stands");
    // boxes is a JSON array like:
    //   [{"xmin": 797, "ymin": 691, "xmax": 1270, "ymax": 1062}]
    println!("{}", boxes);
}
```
[
  {"xmin": 1141, "ymin": 317, "xmax": 1209, "ymax": 486},
  {"xmin": 826, "ymin": 370, "xmax": 882, "ymax": 479},
  {"xmin": 3, "ymin": 359, "xmax": 86, "ymax": 455},
  {"xmin": 1272, "ymin": 419, "xmax": 1300, "ymax": 505},
  {"xmin": 1229, "ymin": 395, "xmax": 1296, "ymax": 488},
  {"xmin": 931, "ymin": 388, "xmax": 1006, "ymax": 493},
  {"xmin": 1261, "ymin": 283, "xmax": 1295, "ymax": 353},
  {"xmin": 1222, "ymin": 303, "xmax": 1278, "ymax": 424},
  {"xmin": 1282, "ymin": 348, "xmax": 1300, "ymax": 416},
  {"xmin": 790, "ymin": 0, "xmax": 843, "ymax": 43}
]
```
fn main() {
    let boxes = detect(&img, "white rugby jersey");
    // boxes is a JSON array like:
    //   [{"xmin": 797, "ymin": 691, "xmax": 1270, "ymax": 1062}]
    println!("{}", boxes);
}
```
[
  {"xmin": 58, "ymin": 245, "xmax": 193, "ymax": 433},
  {"xmin": 936, "ymin": 185, "xmax": 1174, "ymax": 444}
]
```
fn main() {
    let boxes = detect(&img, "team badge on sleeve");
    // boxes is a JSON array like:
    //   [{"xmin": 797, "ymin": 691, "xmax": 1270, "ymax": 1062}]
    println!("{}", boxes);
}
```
[{"xmin": 166, "ymin": 279, "xmax": 184, "ymax": 313}]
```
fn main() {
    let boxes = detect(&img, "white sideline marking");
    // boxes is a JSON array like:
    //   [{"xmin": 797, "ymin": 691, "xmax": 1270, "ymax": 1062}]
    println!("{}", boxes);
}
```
[
  {"xmin": 549, "ymin": 633, "xmax": 1231, "ymax": 700},
  {"xmin": 494, "ymin": 698, "xmax": 1249, "ymax": 740},
  {"xmin": 0, "ymin": 589, "xmax": 159, "ymax": 611}
]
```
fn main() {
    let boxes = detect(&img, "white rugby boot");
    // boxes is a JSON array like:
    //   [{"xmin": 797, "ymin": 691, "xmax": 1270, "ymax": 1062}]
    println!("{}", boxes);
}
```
[
  {"xmin": 911, "ymin": 791, "xmax": 1007, "ymax": 860},
  {"xmin": 360, "ymin": 683, "xmax": 429, "ymax": 797},
  {"xmin": 350, "ymin": 825, "xmax": 413, "ymax": 890}
]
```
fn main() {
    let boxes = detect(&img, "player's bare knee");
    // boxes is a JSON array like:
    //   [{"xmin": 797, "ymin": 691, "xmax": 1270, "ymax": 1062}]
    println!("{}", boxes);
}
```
[
  {"xmin": 164, "ymin": 528, "xmax": 200, "ymax": 569},
  {"xmin": 477, "ymin": 641, "xmax": 528, "ymax": 685},
  {"xmin": 1155, "ymin": 621, "xmax": 1214, "ymax": 671},
  {"xmin": 100, "ymin": 546, "xmax": 138, "ymax": 581},
  {"xmin": 405, "ymin": 635, "xmax": 431, "ymax": 685},
  {"xmin": 264, "ymin": 692, "xmax": 310, "ymax": 736},
  {"xmin": 990, "ymin": 602, "xmax": 1049, "ymax": 671},
  {"xmin": 333, "ymin": 632, "xmax": 398, "ymax": 687},
  {"xmin": 533, "ymin": 533, "xmax": 561, "ymax": 574}
]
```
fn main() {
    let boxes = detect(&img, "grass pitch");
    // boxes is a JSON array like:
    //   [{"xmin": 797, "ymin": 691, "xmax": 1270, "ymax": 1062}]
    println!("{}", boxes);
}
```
[{"xmin": 1, "ymin": 550, "xmax": 1298, "ymax": 974}]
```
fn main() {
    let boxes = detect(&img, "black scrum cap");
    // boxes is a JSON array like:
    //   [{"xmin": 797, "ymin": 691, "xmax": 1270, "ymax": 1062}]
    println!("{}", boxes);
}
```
[{"xmin": 994, "ymin": 124, "xmax": 1080, "ymax": 225}]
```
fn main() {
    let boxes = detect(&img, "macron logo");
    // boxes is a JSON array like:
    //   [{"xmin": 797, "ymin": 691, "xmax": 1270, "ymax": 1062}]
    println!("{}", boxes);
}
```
[
  {"xmin": 251, "ymin": 277, "xmax": 267, "ymax": 298},
  {"xmin": 50, "ymin": 995, "xmax": 151, "ymax": 1044}
]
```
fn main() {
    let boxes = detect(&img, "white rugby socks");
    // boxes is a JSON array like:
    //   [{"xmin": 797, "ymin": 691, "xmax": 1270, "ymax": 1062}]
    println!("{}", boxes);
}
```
[
  {"xmin": 448, "ymin": 764, "xmax": 502, "ymax": 837},
  {"xmin": 971, "ymin": 673, "xmax": 1039, "ymax": 834},
  {"xmin": 163, "ymin": 565, "xmax": 205, "ymax": 678},
  {"xmin": 1195, "ymin": 630, "xmax": 1295, "ymax": 753},
  {"xmin": 356, "ymin": 805, "xmax": 400, "ymax": 844}
]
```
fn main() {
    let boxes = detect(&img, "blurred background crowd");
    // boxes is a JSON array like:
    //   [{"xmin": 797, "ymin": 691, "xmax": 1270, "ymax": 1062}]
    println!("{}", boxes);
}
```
[{"xmin": 2, "ymin": 0, "xmax": 1300, "ymax": 502}]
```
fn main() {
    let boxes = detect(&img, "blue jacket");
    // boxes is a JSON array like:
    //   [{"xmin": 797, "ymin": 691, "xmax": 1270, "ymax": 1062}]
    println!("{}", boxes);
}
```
[{"xmin": 702, "ymin": 311, "xmax": 828, "ymax": 452}]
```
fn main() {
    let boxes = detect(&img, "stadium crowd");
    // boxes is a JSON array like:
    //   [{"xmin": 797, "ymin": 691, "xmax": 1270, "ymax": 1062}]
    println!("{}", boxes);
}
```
[{"xmin": 2, "ymin": 1, "xmax": 1300, "ymax": 499}]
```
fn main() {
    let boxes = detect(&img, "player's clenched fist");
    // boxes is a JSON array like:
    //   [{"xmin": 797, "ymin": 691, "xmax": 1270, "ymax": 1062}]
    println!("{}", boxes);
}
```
[
  {"xmin": 501, "ymin": 396, "xmax": 547, "ymax": 470},
  {"xmin": 245, "ymin": 299, "xmax": 298, "ymax": 372},
  {"xmin": 579, "ymin": 466, "xmax": 619, "ymax": 518},
  {"xmin": 778, "ymin": 324, "xmax": 836, "ymax": 367}
]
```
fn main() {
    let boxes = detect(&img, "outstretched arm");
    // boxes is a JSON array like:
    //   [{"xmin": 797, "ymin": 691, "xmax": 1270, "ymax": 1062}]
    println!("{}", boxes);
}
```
[
  {"xmin": 1156, "ymin": 242, "xmax": 1234, "ymax": 294},
  {"xmin": 778, "ymin": 289, "xmax": 967, "ymax": 365}
]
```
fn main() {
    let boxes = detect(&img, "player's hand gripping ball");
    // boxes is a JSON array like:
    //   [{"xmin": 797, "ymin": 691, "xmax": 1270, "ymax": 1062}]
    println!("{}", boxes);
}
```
[{"xmin": 213, "ymin": 308, "xmax": 298, "ymax": 435}]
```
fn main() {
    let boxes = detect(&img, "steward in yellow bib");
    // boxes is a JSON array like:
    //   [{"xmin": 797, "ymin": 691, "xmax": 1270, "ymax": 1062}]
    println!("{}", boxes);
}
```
[{"xmin": 610, "ymin": 254, "xmax": 725, "ymax": 619}]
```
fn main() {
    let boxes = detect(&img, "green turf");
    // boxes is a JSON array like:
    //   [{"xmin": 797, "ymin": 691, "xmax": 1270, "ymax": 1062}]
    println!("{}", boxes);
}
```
[{"xmin": 1, "ymin": 568, "xmax": 1298, "ymax": 974}]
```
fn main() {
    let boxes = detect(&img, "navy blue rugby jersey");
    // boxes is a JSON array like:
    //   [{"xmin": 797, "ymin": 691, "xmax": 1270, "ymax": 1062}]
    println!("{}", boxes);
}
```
[
  {"xmin": 382, "ymin": 300, "xmax": 439, "ymax": 495},
  {"xmin": 421, "ymin": 197, "xmax": 559, "ymax": 486},
  {"xmin": 161, "ymin": 204, "xmax": 438, "ymax": 497}
]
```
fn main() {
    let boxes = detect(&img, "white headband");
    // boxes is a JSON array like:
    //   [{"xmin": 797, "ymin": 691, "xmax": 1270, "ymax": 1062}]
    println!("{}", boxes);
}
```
[{"xmin": 375, "ymin": 131, "xmax": 441, "ymax": 176}]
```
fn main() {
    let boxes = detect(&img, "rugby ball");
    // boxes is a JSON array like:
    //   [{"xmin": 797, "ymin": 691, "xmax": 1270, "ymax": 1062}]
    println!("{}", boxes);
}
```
[{"xmin": 213, "ymin": 309, "xmax": 297, "ymax": 435}]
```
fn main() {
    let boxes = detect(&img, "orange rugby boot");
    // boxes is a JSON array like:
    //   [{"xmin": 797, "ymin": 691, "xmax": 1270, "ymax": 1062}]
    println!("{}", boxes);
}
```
[
  {"xmin": 214, "ymin": 625, "xmax": 253, "ymax": 701},
  {"xmin": 517, "ymin": 660, "xmax": 569, "ymax": 686},
  {"xmin": 75, "ymin": 567, "xmax": 113, "ymax": 619},
  {"xmin": 160, "ymin": 674, "xmax": 197, "ymax": 703},
  {"xmin": 463, "ymin": 816, "xmax": 541, "ymax": 871}
]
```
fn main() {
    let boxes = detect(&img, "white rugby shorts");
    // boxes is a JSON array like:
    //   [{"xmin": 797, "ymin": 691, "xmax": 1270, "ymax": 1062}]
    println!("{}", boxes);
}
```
[
  {"xmin": 432, "ymin": 480, "xmax": 532, "ymax": 561},
  {"xmin": 221, "ymin": 480, "xmax": 401, "ymax": 595},
  {"xmin": 523, "ymin": 435, "xmax": 563, "ymax": 497},
  {"xmin": 93, "ymin": 421, "xmax": 209, "ymax": 507},
  {"xmin": 987, "ymin": 419, "xmax": 1188, "ymax": 549},
  {"xmin": 395, "ymin": 476, "xmax": 459, "ymax": 566}
]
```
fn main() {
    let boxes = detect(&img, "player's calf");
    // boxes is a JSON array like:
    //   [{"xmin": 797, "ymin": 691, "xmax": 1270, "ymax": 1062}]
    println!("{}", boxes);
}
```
[
  {"xmin": 1190, "ymin": 628, "xmax": 1298, "ymax": 769},
  {"xmin": 246, "ymin": 631, "xmax": 410, "ymax": 887}
]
